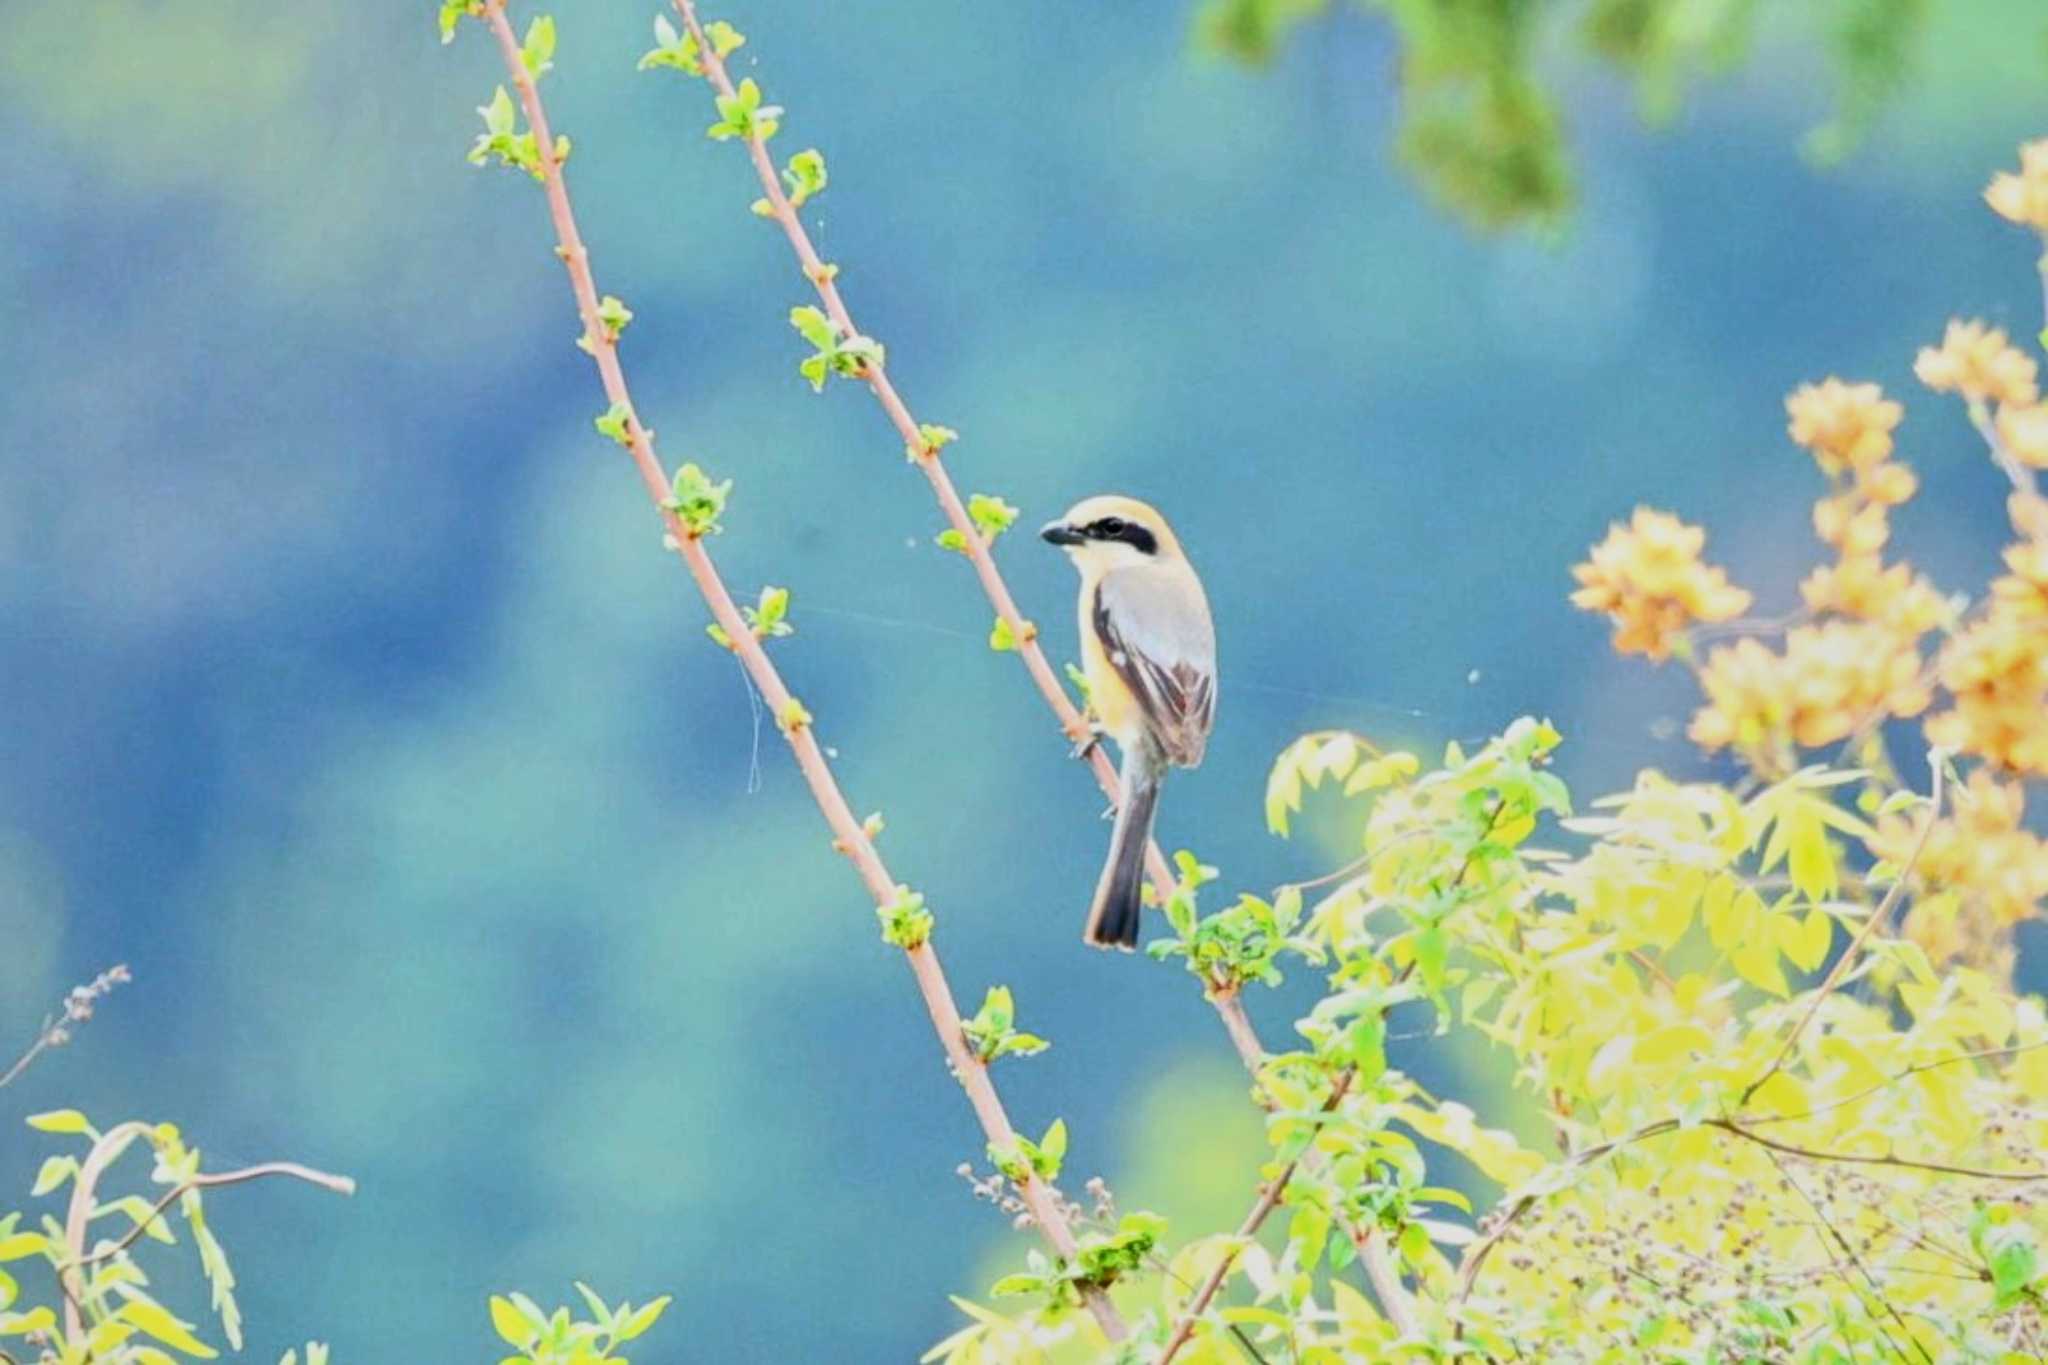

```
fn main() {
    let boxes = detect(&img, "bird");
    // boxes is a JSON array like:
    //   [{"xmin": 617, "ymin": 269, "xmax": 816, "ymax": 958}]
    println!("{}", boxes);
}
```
[{"xmin": 1041, "ymin": 495, "xmax": 1216, "ymax": 949}]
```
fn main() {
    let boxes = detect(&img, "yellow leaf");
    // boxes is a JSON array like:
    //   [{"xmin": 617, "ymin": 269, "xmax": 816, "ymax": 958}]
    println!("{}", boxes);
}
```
[
  {"xmin": 0, "ymin": 1305, "xmax": 55, "ymax": 1336},
  {"xmin": 488, "ymin": 1296, "xmax": 534, "ymax": 1349},
  {"xmin": 1772, "ymin": 909, "xmax": 1831, "ymax": 974},
  {"xmin": 1731, "ymin": 940, "xmax": 1788, "ymax": 997},
  {"xmin": 1636, "ymin": 1024, "xmax": 1716, "ymax": 1066},
  {"xmin": 1641, "ymin": 870, "xmax": 1699, "ymax": 950},
  {"xmin": 24, "ymin": 1110, "xmax": 91, "ymax": 1136},
  {"xmin": 0, "ymin": 1235, "xmax": 48, "ymax": 1263},
  {"xmin": 120, "ymin": 1300, "xmax": 217, "ymax": 1359},
  {"xmin": 1747, "ymin": 1070, "xmax": 1807, "ymax": 1119}
]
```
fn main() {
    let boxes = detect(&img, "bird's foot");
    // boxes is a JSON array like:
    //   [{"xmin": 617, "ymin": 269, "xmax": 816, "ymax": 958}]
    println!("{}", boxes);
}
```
[{"xmin": 1070, "ymin": 724, "xmax": 1107, "ymax": 762}]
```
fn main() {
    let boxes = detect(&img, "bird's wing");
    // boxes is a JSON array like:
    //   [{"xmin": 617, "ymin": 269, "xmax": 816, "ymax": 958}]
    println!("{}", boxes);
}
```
[{"xmin": 1092, "ymin": 566, "xmax": 1217, "ymax": 767}]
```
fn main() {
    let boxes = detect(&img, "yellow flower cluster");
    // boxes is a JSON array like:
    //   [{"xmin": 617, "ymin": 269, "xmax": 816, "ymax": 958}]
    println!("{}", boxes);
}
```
[
  {"xmin": 1925, "ymin": 574, "xmax": 2048, "ymax": 775},
  {"xmin": 1688, "ymin": 622, "xmax": 1930, "ymax": 763},
  {"xmin": 1985, "ymin": 138, "xmax": 2048, "ymax": 232},
  {"xmin": 1872, "ymin": 771, "xmax": 2048, "ymax": 963},
  {"xmin": 1785, "ymin": 378, "xmax": 1902, "ymax": 477},
  {"xmin": 1913, "ymin": 320, "xmax": 2038, "ymax": 408},
  {"xmin": 1569, "ymin": 509, "xmax": 1751, "ymax": 660},
  {"xmin": 1789, "ymin": 378, "xmax": 1945, "ymax": 633}
]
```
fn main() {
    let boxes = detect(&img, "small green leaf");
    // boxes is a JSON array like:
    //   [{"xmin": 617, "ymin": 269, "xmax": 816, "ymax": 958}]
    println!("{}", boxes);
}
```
[
  {"xmin": 967, "ymin": 493, "xmax": 1020, "ymax": 541},
  {"xmin": 30, "ymin": 1156, "xmax": 75, "ymax": 1197},
  {"xmin": 596, "ymin": 294, "xmax": 633, "ymax": 339},
  {"xmin": 705, "ymin": 19, "xmax": 746, "ymax": 57},
  {"xmin": 663, "ymin": 462, "xmax": 733, "ymax": 537},
  {"xmin": 878, "ymin": 886, "xmax": 934, "ymax": 948},
  {"xmin": 519, "ymin": 15, "xmax": 556, "ymax": 77},
  {"xmin": 617, "ymin": 1295, "xmax": 672, "ymax": 1342},
  {"xmin": 594, "ymin": 400, "xmax": 635, "ymax": 446},
  {"xmin": 789, "ymin": 305, "xmax": 836, "ymax": 350}
]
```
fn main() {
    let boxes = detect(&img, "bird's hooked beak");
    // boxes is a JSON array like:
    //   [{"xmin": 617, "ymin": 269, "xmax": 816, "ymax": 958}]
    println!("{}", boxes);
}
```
[{"xmin": 1040, "ymin": 520, "xmax": 1084, "ymax": 547}]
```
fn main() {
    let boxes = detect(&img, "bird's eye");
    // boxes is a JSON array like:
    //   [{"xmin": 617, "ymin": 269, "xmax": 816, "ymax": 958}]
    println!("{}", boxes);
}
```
[{"xmin": 1096, "ymin": 517, "xmax": 1126, "ymax": 536}]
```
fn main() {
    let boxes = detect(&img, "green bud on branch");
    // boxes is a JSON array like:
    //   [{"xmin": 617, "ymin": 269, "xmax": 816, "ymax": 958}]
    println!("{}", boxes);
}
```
[
  {"xmin": 878, "ymin": 887, "xmax": 933, "ymax": 949},
  {"xmin": 962, "ymin": 986, "xmax": 1051, "ymax": 1064},
  {"xmin": 662, "ymin": 462, "xmax": 732, "ymax": 537},
  {"xmin": 594, "ymin": 400, "xmax": 636, "ymax": 446},
  {"xmin": 467, "ymin": 85, "xmax": 546, "ymax": 179},
  {"xmin": 708, "ymin": 77, "xmax": 781, "ymax": 143},
  {"xmin": 788, "ymin": 305, "xmax": 884, "ymax": 392}
]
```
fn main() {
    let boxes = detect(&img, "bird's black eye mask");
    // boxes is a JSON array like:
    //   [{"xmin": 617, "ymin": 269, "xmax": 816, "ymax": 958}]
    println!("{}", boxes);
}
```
[{"xmin": 1085, "ymin": 517, "xmax": 1158, "ymax": 555}]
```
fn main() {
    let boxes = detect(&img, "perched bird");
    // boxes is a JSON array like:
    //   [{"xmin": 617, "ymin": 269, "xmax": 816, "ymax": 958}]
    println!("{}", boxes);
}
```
[{"xmin": 1041, "ymin": 496, "xmax": 1216, "ymax": 949}]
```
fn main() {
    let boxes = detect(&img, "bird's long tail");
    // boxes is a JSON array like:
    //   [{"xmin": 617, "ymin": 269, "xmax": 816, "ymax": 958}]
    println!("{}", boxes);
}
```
[{"xmin": 1084, "ymin": 740, "xmax": 1164, "ymax": 950}]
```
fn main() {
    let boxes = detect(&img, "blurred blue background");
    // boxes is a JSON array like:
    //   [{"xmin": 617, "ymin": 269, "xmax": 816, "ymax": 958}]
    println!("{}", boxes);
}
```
[{"xmin": 3, "ymin": 2, "xmax": 2045, "ymax": 1358}]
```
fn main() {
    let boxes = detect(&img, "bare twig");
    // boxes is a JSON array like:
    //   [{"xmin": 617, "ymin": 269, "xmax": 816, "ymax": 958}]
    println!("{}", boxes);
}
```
[
  {"xmin": 1158, "ymin": 1071, "xmax": 1356, "ymax": 1364},
  {"xmin": 1745, "ymin": 1037, "xmax": 2048, "ymax": 1129},
  {"xmin": 68, "ymin": 1162, "xmax": 357, "ymax": 1275},
  {"xmin": 0, "ymin": 965, "xmax": 130, "ymax": 1091},
  {"xmin": 1740, "ymin": 752, "xmax": 1947, "ymax": 1108},
  {"xmin": 466, "ymin": 2, "xmax": 1126, "ymax": 1339}
]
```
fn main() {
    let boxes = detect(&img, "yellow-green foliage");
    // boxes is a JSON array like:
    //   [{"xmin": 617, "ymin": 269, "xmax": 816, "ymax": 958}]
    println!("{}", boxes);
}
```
[{"xmin": 930, "ymin": 138, "xmax": 2048, "ymax": 1364}]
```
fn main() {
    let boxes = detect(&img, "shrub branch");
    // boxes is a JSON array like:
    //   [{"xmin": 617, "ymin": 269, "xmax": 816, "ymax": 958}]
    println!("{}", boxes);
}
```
[
  {"xmin": 666, "ymin": 0, "xmax": 1173, "ymax": 897},
  {"xmin": 657, "ymin": 15, "xmax": 1420, "ymax": 1332},
  {"xmin": 465, "ymin": 1, "xmax": 1126, "ymax": 1339}
]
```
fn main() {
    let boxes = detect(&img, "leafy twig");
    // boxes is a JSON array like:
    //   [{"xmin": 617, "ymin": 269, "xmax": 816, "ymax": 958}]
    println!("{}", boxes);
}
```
[
  {"xmin": 460, "ymin": 2, "xmax": 1126, "ymax": 1339},
  {"xmin": 664, "ymin": 0, "xmax": 1179, "ymax": 899},
  {"xmin": 1157, "ymin": 1070, "xmax": 1356, "ymax": 1364},
  {"xmin": 59, "ymin": 1121, "xmax": 354, "ymax": 1346},
  {"xmin": 1740, "ymin": 750, "xmax": 1948, "ymax": 1108}
]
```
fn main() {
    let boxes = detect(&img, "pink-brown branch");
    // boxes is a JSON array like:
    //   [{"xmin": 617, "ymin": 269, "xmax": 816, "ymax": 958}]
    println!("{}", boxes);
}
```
[
  {"xmin": 664, "ymin": 16, "xmax": 1422, "ymax": 1329},
  {"xmin": 471, "ymin": 1, "xmax": 1126, "ymax": 1339},
  {"xmin": 669, "ymin": 0, "xmax": 1177, "ymax": 903}
]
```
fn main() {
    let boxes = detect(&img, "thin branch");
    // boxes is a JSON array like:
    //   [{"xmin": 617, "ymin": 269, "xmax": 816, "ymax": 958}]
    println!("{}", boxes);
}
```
[
  {"xmin": 59, "ymin": 1123, "xmax": 353, "ymax": 1347},
  {"xmin": 1451, "ymin": 1105, "xmax": 2048, "ymax": 1315},
  {"xmin": 1740, "ymin": 751, "xmax": 1946, "ymax": 1108},
  {"xmin": 1164, "ymin": 802, "xmax": 1509, "ymax": 1355},
  {"xmin": 1744, "ymin": 1037, "xmax": 2048, "ymax": 1129},
  {"xmin": 1968, "ymin": 397, "xmax": 2041, "ymax": 498},
  {"xmin": 0, "ymin": 965, "xmax": 130, "ymax": 1091},
  {"xmin": 668, "ymin": 0, "xmax": 1175, "ymax": 902},
  {"xmin": 68, "ymin": 1161, "xmax": 357, "ymax": 1275},
  {"xmin": 1757, "ymin": 1144, "xmax": 1927, "ymax": 1363},
  {"xmin": 661, "ymin": 12, "xmax": 1406, "ymax": 1338},
  {"xmin": 1157, "ymin": 1071, "xmax": 1356, "ymax": 1365},
  {"xmin": 465, "ymin": 3, "xmax": 1125, "ymax": 1339}
]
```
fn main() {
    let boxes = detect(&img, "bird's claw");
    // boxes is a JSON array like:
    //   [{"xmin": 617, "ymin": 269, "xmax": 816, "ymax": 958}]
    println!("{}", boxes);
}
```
[{"xmin": 1070, "ymin": 725, "xmax": 1106, "ymax": 762}]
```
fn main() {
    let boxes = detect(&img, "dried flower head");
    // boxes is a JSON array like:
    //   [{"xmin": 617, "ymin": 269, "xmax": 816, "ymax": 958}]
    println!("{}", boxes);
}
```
[{"xmin": 1570, "ymin": 508, "xmax": 1752, "ymax": 660}]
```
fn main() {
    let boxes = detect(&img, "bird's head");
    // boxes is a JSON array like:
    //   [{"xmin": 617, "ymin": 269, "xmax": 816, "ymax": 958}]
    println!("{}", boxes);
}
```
[{"xmin": 1039, "ymin": 495, "xmax": 1182, "ymax": 571}]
